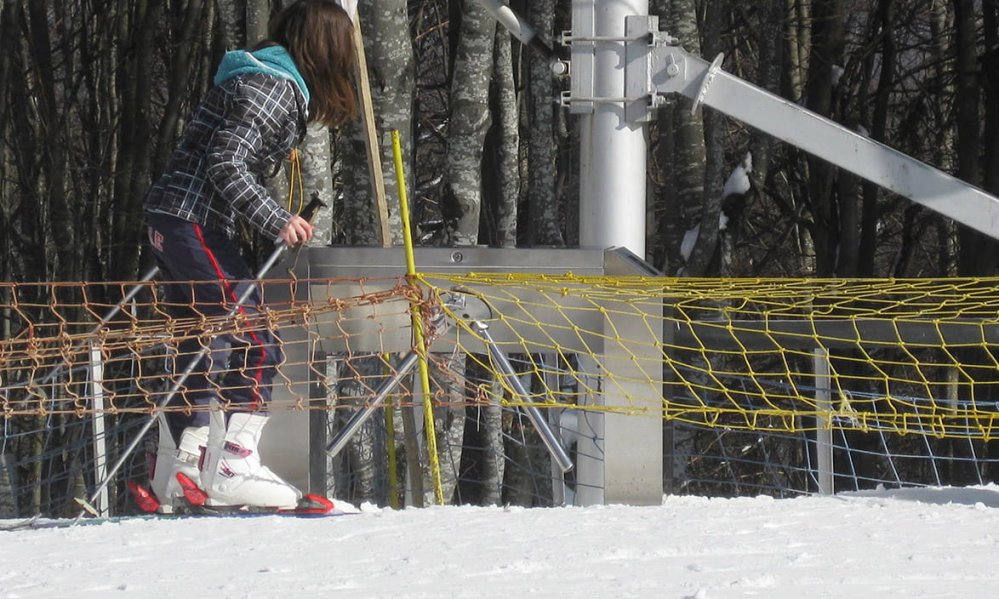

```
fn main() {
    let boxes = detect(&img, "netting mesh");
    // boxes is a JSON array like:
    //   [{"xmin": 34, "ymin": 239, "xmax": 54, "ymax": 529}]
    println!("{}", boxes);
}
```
[
  {"xmin": 3, "ymin": 274, "xmax": 999, "ymax": 516},
  {"xmin": 423, "ymin": 274, "xmax": 999, "ymax": 438},
  {"xmin": 3, "ymin": 275, "xmax": 999, "ymax": 434}
]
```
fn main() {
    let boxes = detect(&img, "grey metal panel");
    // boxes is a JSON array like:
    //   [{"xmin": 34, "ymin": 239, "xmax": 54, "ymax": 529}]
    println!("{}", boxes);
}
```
[
  {"xmin": 305, "ymin": 246, "xmax": 609, "ymax": 276},
  {"xmin": 304, "ymin": 247, "xmax": 619, "ymax": 355},
  {"xmin": 598, "ymin": 287, "xmax": 664, "ymax": 505},
  {"xmin": 263, "ymin": 246, "xmax": 665, "ymax": 505}
]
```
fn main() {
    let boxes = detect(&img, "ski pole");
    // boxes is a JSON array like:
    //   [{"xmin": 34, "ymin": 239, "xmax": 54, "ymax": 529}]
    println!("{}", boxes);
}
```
[{"xmin": 72, "ymin": 197, "xmax": 325, "ymax": 524}]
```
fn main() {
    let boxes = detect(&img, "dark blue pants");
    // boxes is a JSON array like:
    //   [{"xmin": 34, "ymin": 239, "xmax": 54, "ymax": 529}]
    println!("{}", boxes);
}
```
[{"xmin": 146, "ymin": 212, "xmax": 279, "ymax": 441}]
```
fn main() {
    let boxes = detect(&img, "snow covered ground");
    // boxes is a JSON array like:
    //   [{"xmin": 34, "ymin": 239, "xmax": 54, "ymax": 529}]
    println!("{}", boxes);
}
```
[{"xmin": 3, "ymin": 487, "xmax": 999, "ymax": 598}]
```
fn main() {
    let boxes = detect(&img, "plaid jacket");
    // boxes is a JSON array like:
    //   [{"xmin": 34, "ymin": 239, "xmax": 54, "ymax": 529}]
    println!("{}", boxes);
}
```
[{"xmin": 145, "ymin": 73, "xmax": 306, "ymax": 240}]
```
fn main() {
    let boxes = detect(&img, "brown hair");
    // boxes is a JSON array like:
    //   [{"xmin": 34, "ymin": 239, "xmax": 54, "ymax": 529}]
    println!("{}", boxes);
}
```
[{"xmin": 269, "ymin": 0, "xmax": 358, "ymax": 128}]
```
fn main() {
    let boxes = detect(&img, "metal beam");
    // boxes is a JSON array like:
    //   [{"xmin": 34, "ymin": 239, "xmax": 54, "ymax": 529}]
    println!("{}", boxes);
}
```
[{"xmin": 650, "ymin": 45, "xmax": 999, "ymax": 240}]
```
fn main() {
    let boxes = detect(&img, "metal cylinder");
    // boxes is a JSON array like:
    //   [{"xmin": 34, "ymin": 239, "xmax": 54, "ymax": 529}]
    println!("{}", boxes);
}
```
[{"xmin": 577, "ymin": 0, "xmax": 648, "ymax": 257}]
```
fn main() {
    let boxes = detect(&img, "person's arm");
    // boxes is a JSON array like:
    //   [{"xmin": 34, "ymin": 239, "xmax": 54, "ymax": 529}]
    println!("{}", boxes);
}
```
[{"xmin": 205, "ymin": 78, "xmax": 308, "ymax": 242}]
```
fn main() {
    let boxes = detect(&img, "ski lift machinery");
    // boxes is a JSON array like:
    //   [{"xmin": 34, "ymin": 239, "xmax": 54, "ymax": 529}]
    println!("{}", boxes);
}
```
[{"xmin": 261, "ymin": 0, "xmax": 999, "ymax": 506}]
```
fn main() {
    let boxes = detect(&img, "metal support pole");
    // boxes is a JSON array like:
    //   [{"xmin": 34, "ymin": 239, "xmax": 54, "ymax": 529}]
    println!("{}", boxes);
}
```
[
  {"xmin": 473, "ymin": 322, "xmax": 574, "ymax": 473},
  {"xmin": 326, "ymin": 350, "xmax": 422, "ymax": 456},
  {"xmin": 308, "ymin": 349, "xmax": 329, "ymax": 496},
  {"xmin": 88, "ymin": 342, "xmax": 109, "ymax": 517},
  {"xmin": 575, "ymin": 0, "xmax": 648, "ymax": 256},
  {"xmin": 814, "ymin": 348, "xmax": 834, "ymax": 495}
]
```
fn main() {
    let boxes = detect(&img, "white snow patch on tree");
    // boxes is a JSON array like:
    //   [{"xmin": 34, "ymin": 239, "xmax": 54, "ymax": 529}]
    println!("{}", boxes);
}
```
[{"xmin": 722, "ymin": 152, "xmax": 753, "ymax": 199}]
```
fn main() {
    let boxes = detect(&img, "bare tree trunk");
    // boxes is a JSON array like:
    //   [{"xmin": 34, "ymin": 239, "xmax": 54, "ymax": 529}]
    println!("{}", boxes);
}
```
[
  {"xmin": 954, "ymin": 0, "xmax": 996, "ymax": 275},
  {"xmin": 485, "ymin": 23, "xmax": 519, "ymax": 248},
  {"xmin": 445, "ymin": 0, "xmax": 494, "ymax": 245},
  {"xmin": 246, "ymin": 0, "xmax": 269, "ymax": 45},
  {"xmin": 340, "ymin": 0, "xmax": 412, "ymax": 246},
  {"xmin": 153, "ymin": 0, "xmax": 204, "ymax": 178},
  {"xmin": 787, "ymin": 0, "xmax": 812, "ymax": 101},
  {"xmin": 216, "ymin": 0, "xmax": 244, "ymax": 48},
  {"xmin": 984, "ymin": 0, "xmax": 999, "ymax": 197},
  {"xmin": 858, "ymin": 0, "xmax": 895, "ymax": 276},
  {"xmin": 330, "ymin": 0, "xmax": 415, "ymax": 507},
  {"xmin": 526, "ymin": 0, "xmax": 561, "ymax": 246},
  {"xmin": 804, "ymin": 0, "xmax": 845, "ymax": 276},
  {"xmin": 686, "ymin": 0, "xmax": 726, "ymax": 276},
  {"xmin": 107, "ymin": 0, "xmax": 158, "ymax": 281},
  {"xmin": 435, "ymin": 1, "xmax": 500, "ymax": 504},
  {"xmin": 929, "ymin": 0, "xmax": 958, "ymax": 276},
  {"xmin": 300, "ymin": 125, "xmax": 335, "ymax": 245}
]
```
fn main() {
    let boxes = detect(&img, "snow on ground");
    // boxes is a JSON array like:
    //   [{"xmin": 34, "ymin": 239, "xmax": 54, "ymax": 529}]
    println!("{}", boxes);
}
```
[{"xmin": 4, "ymin": 487, "xmax": 999, "ymax": 598}]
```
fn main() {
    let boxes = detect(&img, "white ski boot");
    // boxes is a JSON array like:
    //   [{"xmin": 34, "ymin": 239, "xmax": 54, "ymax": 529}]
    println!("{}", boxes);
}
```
[
  {"xmin": 150, "ymin": 422, "xmax": 208, "ymax": 513},
  {"xmin": 200, "ymin": 411, "xmax": 302, "ymax": 509}
]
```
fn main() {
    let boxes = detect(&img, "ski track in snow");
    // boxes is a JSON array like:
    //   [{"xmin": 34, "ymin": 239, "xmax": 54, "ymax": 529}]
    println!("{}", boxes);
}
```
[{"xmin": 3, "ymin": 489, "xmax": 999, "ymax": 598}]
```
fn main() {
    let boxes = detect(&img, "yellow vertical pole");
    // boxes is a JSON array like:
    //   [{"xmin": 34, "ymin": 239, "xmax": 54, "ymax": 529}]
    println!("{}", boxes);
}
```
[
  {"xmin": 390, "ymin": 129, "xmax": 445, "ymax": 505},
  {"xmin": 383, "ymin": 384, "xmax": 400, "ymax": 509}
]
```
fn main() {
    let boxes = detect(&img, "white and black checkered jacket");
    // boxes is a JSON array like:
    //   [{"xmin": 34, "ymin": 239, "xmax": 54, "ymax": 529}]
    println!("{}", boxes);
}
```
[{"xmin": 145, "ymin": 73, "xmax": 306, "ymax": 240}]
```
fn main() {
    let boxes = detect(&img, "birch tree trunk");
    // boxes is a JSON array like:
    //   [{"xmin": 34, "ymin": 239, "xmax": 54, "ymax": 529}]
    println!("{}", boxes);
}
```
[
  {"xmin": 340, "ymin": 0, "xmax": 412, "ymax": 246},
  {"xmin": 216, "ymin": 0, "xmax": 244, "ymax": 49},
  {"xmin": 445, "ymin": 0, "xmax": 494, "ymax": 245},
  {"xmin": 929, "ymin": 0, "xmax": 958, "ymax": 276},
  {"xmin": 485, "ymin": 23, "xmax": 520, "ymax": 248},
  {"xmin": 470, "ymin": 23, "xmax": 518, "ymax": 504},
  {"xmin": 526, "ymin": 0, "xmax": 561, "ymax": 246},
  {"xmin": 246, "ymin": 0, "xmax": 269, "ymax": 45},
  {"xmin": 300, "ymin": 125, "xmax": 335, "ymax": 245},
  {"xmin": 431, "ymin": 0, "xmax": 501, "ymax": 506}
]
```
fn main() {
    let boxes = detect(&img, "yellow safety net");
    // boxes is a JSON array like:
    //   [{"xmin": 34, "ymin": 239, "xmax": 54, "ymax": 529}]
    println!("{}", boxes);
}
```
[{"xmin": 3, "ymin": 275, "xmax": 999, "ymax": 439}]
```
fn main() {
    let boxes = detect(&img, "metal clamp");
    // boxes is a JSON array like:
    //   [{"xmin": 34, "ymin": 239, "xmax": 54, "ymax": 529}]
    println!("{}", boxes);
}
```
[
  {"xmin": 560, "ymin": 31, "xmax": 652, "ymax": 45},
  {"xmin": 691, "ymin": 53, "xmax": 725, "ymax": 115}
]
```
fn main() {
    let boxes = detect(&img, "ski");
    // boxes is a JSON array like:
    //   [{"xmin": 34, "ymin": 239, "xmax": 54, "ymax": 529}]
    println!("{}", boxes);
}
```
[
  {"xmin": 0, "ymin": 481, "xmax": 351, "ymax": 531},
  {"xmin": 129, "ymin": 475, "xmax": 338, "ymax": 516},
  {"xmin": 0, "ymin": 506, "xmax": 355, "ymax": 531}
]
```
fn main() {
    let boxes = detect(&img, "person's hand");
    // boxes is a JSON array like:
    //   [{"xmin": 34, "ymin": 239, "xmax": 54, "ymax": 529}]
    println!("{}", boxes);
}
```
[{"xmin": 278, "ymin": 215, "xmax": 315, "ymax": 246}]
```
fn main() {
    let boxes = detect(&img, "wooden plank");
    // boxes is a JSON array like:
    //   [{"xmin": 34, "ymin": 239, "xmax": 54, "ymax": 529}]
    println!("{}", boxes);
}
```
[{"xmin": 351, "ymin": 17, "xmax": 392, "ymax": 248}]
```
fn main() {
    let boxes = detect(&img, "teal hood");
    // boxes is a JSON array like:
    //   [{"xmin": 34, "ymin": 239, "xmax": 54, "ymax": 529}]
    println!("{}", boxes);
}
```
[{"xmin": 213, "ymin": 45, "xmax": 310, "ymax": 106}]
